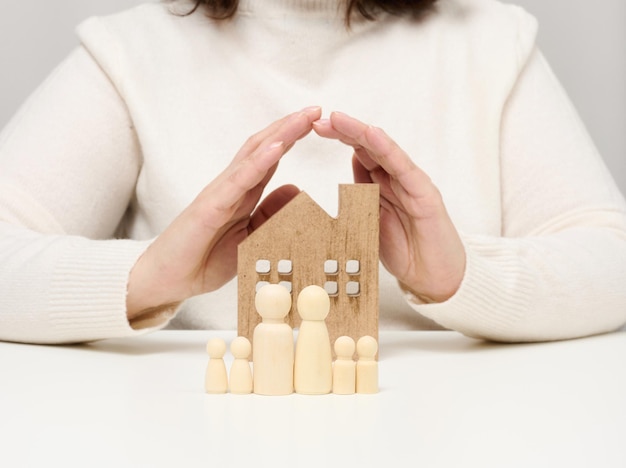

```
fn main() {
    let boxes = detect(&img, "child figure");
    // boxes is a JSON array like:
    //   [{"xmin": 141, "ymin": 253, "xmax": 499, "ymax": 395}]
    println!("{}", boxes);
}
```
[
  {"xmin": 205, "ymin": 338, "xmax": 228, "ymax": 394},
  {"xmin": 356, "ymin": 335, "xmax": 378, "ymax": 394},
  {"xmin": 229, "ymin": 336, "xmax": 253, "ymax": 394},
  {"xmin": 333, "ymin": 336, "xmax": 356, "ymax": 395}
]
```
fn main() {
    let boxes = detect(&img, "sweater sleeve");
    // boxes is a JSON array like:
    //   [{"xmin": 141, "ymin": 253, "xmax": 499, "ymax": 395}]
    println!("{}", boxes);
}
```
[
  {"xmin": 0, "ymin": 46, "xmax": 175, "ymax": 344},
  {"xmin": 408, "ymin": 48, "xmax": 626, "ymax": 342}
]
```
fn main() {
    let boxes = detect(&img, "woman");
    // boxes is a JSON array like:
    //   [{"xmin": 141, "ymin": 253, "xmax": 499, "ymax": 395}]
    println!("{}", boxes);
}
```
[{"xmin": 0, "ymin": 0, "xmax": 624, "ymax": 343}]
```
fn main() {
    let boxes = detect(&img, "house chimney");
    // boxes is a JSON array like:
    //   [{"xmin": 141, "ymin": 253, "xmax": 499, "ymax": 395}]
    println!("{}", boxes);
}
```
[{"xmin": 337, "ymin": 184, "xmax": 379, "ymax": 221}]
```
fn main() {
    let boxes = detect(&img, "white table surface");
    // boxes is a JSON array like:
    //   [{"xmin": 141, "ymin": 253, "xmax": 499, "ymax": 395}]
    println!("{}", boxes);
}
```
[{"xmin": 1, "ymin": 330, "xmax": 625, "ymax": 468}]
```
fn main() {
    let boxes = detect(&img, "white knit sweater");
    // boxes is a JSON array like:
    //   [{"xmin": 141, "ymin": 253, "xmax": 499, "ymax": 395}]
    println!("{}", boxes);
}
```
[{"xmin": 1, "ymin": 0, "xmax": 625, "ymax": 344}]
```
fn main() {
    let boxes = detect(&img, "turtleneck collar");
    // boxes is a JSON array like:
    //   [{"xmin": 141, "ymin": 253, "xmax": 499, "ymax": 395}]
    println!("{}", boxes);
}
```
[{"xmin": 237, "ymin": 0, "xmax": 345, "ymax": 17}]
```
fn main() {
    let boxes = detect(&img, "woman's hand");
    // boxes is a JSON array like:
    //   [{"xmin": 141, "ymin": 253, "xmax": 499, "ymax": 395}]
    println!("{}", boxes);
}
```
[
  {"xmin": 126, "ymin": 106, "xmax": 322, "ymax": 320},
  {"xmin": 313, "ymin": 111, "xmax": 465, "ymax": 303}
]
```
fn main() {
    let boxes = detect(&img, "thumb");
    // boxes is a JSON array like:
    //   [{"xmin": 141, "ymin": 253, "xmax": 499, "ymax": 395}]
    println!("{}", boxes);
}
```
[{"xmin": 248, "ymin": 184, "xmax": 301, "ymax": 232}]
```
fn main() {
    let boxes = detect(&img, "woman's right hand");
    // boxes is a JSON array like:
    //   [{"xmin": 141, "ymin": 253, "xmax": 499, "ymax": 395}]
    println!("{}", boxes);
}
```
[
  {"xmin": 125, "ymin": 106, "xmax": 322, "ymax": 321},
  {"xmin": 313, "ymin": 111, "xmax": 465, "ymax": 304}
]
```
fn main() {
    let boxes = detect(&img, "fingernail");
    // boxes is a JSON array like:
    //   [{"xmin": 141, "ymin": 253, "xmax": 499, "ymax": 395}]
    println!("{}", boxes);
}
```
[
  {"xmin": 267, "ymin": 141, "xmax": 284, "ymax": 150},
  {"xmin": 302, "ymin": 106, "xmax": 321, "ymax": 113},
  {"xmin": 312, "ymin": 118, "xmax": 330, "ymax": 126}
]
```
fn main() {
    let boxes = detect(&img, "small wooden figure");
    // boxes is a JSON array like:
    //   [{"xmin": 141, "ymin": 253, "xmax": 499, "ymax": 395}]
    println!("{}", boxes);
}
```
[
  {"xmin": 332, "ymin": 336, "xmax": 356, "ymax": 395},
  {"xmin": 356, "ymin": 335, "xmax": 378, "ymax": 394},
  {"xmin": 205, "ymin": 338, "xmax": 228, "ymax": 394},
  {"xmin": 229, "ymin": 336, "xmax": 253, "ymax": 395},
  {"xmin": 252, "ymin": 284, "xmax": 294, "ymax": 396},
  {"xmin": 294, "ymin": 285, "xmax": 333, "ymax": 395}
]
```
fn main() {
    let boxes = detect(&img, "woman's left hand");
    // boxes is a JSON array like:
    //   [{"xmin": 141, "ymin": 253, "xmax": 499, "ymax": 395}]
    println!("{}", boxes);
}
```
[{"xmin": 313, "ymin": 111, "xmax": 466, "ymax": 303}]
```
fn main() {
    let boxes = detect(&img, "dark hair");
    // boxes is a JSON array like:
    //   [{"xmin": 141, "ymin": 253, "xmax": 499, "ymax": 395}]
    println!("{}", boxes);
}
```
[{"xmin": 184, "ymin": 0, "xmax": 438, "ymax": 25}]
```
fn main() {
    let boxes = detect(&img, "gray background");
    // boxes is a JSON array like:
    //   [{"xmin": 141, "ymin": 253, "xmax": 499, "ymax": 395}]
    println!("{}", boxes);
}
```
[{"xmin": 0, "ymin": 0, "xmax": 624, "ymax": 194}]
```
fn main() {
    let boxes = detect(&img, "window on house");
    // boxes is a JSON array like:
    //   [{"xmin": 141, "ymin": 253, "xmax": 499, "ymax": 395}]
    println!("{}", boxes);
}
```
[
  {"xmin": 346, "ymin": 260, "xmax": 360, "ymax": 275},
  {"xmin": 324, "ymin": 259, "xmax": 339, "ymax": 275},
  {"xmin": 346, "ymin": 281, "xmax": 360, "ymax": 297},
  {"xmin": 255, "ymin": 259, "xmax": 271, "ymax": 275},
  {"xmin": 324, "ymin": 281, "xmax": 339, "ymax": 297},
  {"xmin": 277, "ymin": 259, "xmax": 293, "ymax": 275}
]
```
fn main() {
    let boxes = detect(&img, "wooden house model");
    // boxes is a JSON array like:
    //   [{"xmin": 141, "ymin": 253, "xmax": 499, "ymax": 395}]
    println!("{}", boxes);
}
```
[{"xmin": 237, "ymin": 184, "xmax": 380, "ymax": 348}]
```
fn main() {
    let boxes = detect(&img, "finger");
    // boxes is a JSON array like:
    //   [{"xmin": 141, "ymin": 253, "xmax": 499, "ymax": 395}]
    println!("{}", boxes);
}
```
[
  {"xmin": 226, "ymin": 106, "xmax": 321, "ymax": 193},
  {"xmin": 217, "ymin": 107, "xmax": 319, "ymax": 202},
  {"xmin": 260, "ymin": 106, "xmax": 321, "ymax": 152},
  {"xmin": 351, "ymin": 155, "xmax": 373, "ymax": 184},
  {"xmin": 313, "ymin": 118, "xmax": 367, "ymax": 154},
  {"xmin": 313, "ymin": 116, "xmax": 365, "ymax": 148},
  {"xmin": 220, "ymin": 140, "xmax": 286, "ymax": 208},
  {"xmin": 248, "ymin": 184, "xmax": 301, "ymax": 232},
  {"xmin": 235, "ymin": 115, "xmax": 291, "ymax": 161},
  {"xmin": 222, "ymin": 110, "xmax": 310, "ymax": 203},
  {"xmin": 316, "ymin": 114, "xmax": 382, "ymax": 172},
  {"xmin": 329, "ymin": 112, "xmax": 434, "ymax": 198},
  {"xmin": 352, "ymin": 146, "xmax": 380, "ymax": 172},
  {"xmin": 314, "ymin": 118, "xmax": 379, "ymax": 171},
  {"xmin": 328, "ymin": 112, "xmax": 408, "ymax": 176},
  {"xmin": 351, "ymin": 155, "xmax": 409, "ymax": 216},
  {"xmin": 189, "ymin": 140, "xmax": 285, "ymax": 237},
  {"xmin": 312, "ymin": 118, "xmax": 345, "ymax": 140},
  {"xmin": 197, "ymin": 107, "xmax": 321, "ymax": 222},
  {"xmin": 234, "ymin": 106, "xmax": 322, "ymax": 164}
]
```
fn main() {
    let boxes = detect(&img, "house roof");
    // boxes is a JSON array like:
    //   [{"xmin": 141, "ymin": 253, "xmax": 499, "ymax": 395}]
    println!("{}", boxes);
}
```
[{"xmin": 243, "ymin": 190, "xmax": 333, "ymax": 246}]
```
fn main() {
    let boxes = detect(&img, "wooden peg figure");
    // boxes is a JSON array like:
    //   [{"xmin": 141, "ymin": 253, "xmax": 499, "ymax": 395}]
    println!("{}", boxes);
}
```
[
  {"xmin": 229, "ymin": 336, "xmax": 253, "ymax": 394},
  {"xmin": 253, "ymin": 284, "xmax": 294, "ymax": 395},
  {"xmin": 356, "ymin": 335, "xmax": 378, "ymax": 394},
  {"xmin": 205, "ymin": 338, "xmax": 228, "ymax": 394},
  {"xmin": 294, "ymin": 285, "xmax": 333, "ymax": 395},
  {"xmin": 332, "ymin": 336, "xmax": 356, "ymax": 395}
]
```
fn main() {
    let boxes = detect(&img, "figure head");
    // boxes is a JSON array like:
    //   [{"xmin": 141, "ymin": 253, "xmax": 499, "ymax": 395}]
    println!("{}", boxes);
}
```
[
  {"xmin": 206, "ymin": 338, "xmax": 227, "ymax": 358},
  {"xmin": 255, "ymin": 283, "xmax": 292, "ymax": 321},
  {"xmin": 334, "ymin": 335, "xmax": 356, "ymax": 358},
  {"xmin": 296, "ymin": 285, "xmax": 330, "ymax": 321},
  {"xmin": 356, "ymin": 335, "xmax": 378, "ymax": 359},
  {"xmin": 230, "ymin": 336, "xmax": 252, "ymax": 359}
]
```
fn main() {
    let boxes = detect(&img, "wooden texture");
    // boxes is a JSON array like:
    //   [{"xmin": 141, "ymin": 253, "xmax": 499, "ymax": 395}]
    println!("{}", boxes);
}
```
[{"xmin": 238, "ymin": 184, "xmax": 380, "ymax": 353}]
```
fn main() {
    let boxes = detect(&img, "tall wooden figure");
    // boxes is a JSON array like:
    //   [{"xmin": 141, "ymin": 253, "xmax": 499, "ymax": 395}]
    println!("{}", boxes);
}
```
[
  {"xmin": 294, "ymin": 285, "xmax": 333, "ymax": 395},
  {"xmin": 253, "ymin": 284, "xmax": 294, "ymax": 396}
]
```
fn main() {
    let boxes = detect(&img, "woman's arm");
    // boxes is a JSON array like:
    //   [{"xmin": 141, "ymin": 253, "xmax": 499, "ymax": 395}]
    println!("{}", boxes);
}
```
[
  {"xmin": 314, "ymin": 49, "xmax": 626, "ymax": 342},
  {"xmin": 0, "ymin": 44, "xmax": 324, "ymax": 343},
  {"xmin": 0, "ymin": 46, "xmax": 148, "ymax": 343}
]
